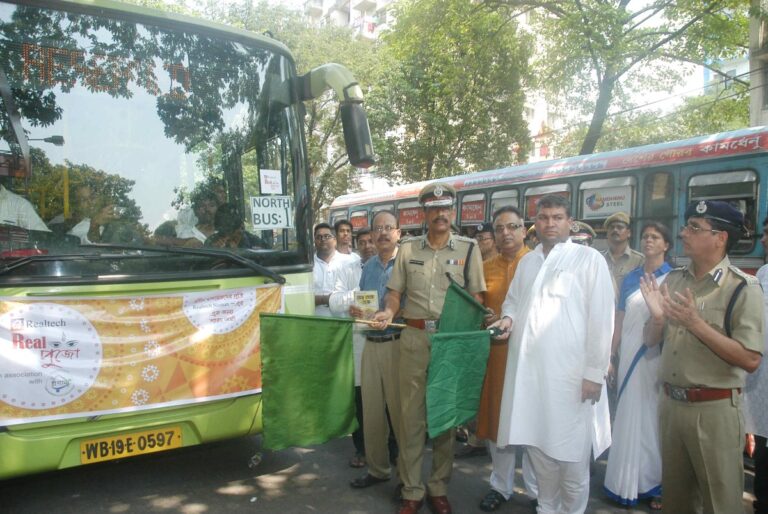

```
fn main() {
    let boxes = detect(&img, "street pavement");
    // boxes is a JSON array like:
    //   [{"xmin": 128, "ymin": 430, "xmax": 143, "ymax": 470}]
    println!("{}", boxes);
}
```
[{"xmin": 0, "ymin": 434, "xmax": 757, "ymax": 513}]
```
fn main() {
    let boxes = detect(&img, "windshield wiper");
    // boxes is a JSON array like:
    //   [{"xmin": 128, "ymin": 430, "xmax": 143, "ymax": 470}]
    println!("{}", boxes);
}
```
[
  {"xmin": 0, "ymin": 244, "xmax": 287, "ymax": 284},
  {"xmin": 91, "ymin": 244, "xmax": 287, "ymax": 284},
  {"xmin": 0, "ymin": 251, "xmax": 123, "ymax": 277}
]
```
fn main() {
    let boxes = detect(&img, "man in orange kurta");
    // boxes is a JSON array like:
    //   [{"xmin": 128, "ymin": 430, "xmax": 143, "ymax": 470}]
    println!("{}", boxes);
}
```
[{"xmin": 476, "ymin": 206, "xmax": 531, "ymax": 512}]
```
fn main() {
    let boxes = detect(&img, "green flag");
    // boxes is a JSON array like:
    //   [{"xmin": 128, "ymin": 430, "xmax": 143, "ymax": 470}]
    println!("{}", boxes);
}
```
[
  {"xmin": 260, "ymin": 313, "xmax": 356, "ymax": 450},
  {"xmin": 438, "ymin": 280, "xmax": 488, "ymax": 333},
  {"xmin": 425, "ymin": 280, "xmax": 490, "ymax": 438},
  {"xmin": 426, "ymin": 330, "xmax": 490, "ymax": 439}
]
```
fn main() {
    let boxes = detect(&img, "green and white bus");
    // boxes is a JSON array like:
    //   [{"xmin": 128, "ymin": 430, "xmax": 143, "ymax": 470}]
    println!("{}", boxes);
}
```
[{"xmin": 0, "ymin": 0, "xmax": 373, "ymax": 479}]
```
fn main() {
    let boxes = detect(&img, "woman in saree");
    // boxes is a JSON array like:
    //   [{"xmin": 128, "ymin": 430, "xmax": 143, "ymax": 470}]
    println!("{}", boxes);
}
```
[{"xmin": 604, "ymin": 221, "xmax": 673, "ymax": 510}]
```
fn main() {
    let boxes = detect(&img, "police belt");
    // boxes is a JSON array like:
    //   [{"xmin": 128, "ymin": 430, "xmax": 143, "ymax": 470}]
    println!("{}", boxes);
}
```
[
  {"xmin": 366, "ymin": 333, "xmax": 401, "ymax": 343},
  {"xmin": 663, "ymin": 383, "xmax": 740, "ymax": 403},
  {"xmin": 405, "ymin": 319, "xmax": 439, "ymax": 333}
]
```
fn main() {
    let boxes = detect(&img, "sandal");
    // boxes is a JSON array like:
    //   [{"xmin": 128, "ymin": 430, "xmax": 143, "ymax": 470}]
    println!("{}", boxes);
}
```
[
  {"xmin": 479, "ymin": 490, "xmax": 507, "ymax": 512},
  {"xmin": 649, "ymin": 496, "xmax": 662, "ymax": 511},
  {"xmin": 348, "ymin": 453, "xmax": 366, "ymax": 468}
]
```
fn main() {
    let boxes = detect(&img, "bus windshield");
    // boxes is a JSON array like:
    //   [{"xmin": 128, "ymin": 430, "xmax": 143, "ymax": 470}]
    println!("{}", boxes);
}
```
[{"xmin": 0, "ymin": 1, "xmax": 310, "ymax": 283}]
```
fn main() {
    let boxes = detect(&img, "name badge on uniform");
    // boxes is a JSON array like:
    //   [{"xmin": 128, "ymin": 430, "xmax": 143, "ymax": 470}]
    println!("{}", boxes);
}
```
[
  {"xmin": 409, "ymin": 259, "xmax": 424, "ymax": 265},
  {"xmin": 446, "ymin": 258, "xmax": 465, "ymax": 266}
]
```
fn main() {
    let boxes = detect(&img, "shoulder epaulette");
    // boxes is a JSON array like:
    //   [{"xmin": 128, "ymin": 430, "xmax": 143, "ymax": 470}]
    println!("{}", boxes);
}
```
[
  {"xmin": 728, "ymin": 265, "xmax": 760, "ymax": 285},
  {"xmin": 453, "ymin": 235, "xmax": 475, "ymax": 244}
]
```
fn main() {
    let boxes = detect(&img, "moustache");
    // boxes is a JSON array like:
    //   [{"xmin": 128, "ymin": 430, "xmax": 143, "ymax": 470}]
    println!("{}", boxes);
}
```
[{"xmin": 432, "ymin": 217, "xmax": 449, "ymax": 223}]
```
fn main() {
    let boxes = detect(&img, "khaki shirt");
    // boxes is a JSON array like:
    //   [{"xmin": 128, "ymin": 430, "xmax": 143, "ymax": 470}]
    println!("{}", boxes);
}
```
[
  {"xmin": 660, "ymin": 256, "xmax": 765, "ymax": 389},
  {"xmin": 602, "ymin": 245, "xmax": 644, "ymax": 295},
  {"xmin": 388, "ymin": 233, "xmax": 486, "ymax": 319}
]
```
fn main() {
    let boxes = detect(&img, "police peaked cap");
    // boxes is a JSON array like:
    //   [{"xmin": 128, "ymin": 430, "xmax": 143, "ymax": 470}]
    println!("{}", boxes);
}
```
[
  {"xmin": 684, "ymin": 200, "xmax": 744, "ymax": 230},
  {"xmin": 603, "ymin": 211, "xmax": 630, "ymax": 228},
  {"xmin": 572, "ymin": 221, "xmax": 597, "ymax": 238},
  {"xmin": 419, "ymin": 182, "xmax": 456, "ymax": 207},
  {"xmin": 476, "ymin": 222, "xmax": 494, "ymax": 234}
]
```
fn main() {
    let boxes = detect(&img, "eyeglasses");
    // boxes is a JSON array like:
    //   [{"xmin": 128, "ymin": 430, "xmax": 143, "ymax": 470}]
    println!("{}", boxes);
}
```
[
  {"xmin": 372, "ymin": 225, "xmax": 397, "ymax": 233},
  {"xmin": 475, "ymin": 235, "xmax": 493, "ymax": 242},
  {"xmin": 681, "ymin": 223, "xmax": 722, "ymax": 235},
  {"xmin": 493, "ymin": 222, "xmax": 523, "ymax": 234},
  {"xmin": 314, "ymin": 233, "xmax": 335, "ymax": 241}
]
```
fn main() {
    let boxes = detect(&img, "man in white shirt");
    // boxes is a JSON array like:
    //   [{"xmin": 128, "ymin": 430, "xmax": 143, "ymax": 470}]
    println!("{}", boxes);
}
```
[
  {"xmin": 314, "ymin": 222, "xmax": 357, "ymax": 317},
  {"xmin": 334, "ymin": 219, "xmax": 362, "ymax": 268},
  {"xmin": 0, "ymin": 184, "xmax": 49, "ymax": 232},
  {"xmin": 490, "ymin": 194, "xmax": 614, "ymax": 514}
]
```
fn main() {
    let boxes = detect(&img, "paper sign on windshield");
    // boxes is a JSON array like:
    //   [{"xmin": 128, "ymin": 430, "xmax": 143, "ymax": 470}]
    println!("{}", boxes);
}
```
[{"xmin": 250, "ymin": 196, "xmax": 294, "ymax": 230}]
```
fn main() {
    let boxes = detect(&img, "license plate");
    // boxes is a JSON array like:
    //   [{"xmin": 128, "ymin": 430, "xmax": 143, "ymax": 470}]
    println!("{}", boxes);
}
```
[{"xmin": 80, "ymin": 426, "xmax": 183, "ymax": 464}]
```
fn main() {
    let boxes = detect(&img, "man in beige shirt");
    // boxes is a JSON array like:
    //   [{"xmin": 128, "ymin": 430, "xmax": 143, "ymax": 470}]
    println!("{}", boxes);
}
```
[
  {"xmin": 601, "ymin": 211, "xmax": 644, "ymax": 296},
  {"xmin": 641, "ymin": 200, "xmax": 764, "ymax": 514},
  {"xmin": 373, "ymin": 182, "xmax": 486, "ymax": 514}
]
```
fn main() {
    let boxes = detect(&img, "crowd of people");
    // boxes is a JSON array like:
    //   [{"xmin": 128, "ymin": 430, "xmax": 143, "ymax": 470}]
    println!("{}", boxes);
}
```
[{"xmin": 312, "ymin": 181, "xmax": 767, "ymax": 514}]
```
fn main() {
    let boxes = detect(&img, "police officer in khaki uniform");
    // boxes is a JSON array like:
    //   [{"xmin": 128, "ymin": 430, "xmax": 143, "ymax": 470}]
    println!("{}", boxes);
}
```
[
  {"xmin": 373, "ymin": 182, "xmax": 486, "ymax": 514},
  {"xmin": 602, "ymin": 211, "xmax": 644, "ymax": 296},
  {"xmin": 641, "ymin": 200, "xmax": 764, "ymax": 514}
]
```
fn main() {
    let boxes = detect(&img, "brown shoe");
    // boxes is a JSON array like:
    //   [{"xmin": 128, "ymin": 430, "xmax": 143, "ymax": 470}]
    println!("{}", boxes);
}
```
[
  {"xmin": 427, "ymin": 495, "xmax": 452, "ymax": 514},
  {"xmin": 397, "ymin": 499, "xmax": 424, "ymax": 514}
]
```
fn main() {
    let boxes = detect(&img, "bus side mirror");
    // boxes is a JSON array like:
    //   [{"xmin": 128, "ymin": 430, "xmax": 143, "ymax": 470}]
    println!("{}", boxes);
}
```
[{"xmin": 340, "ymin": 102, "xmax": 375, "ymax": 169}]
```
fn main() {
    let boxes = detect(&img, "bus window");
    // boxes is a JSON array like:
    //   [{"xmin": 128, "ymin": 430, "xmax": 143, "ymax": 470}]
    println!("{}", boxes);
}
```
[
  {"xmin": 371, "ymin": 204, "xmax": 395, "ymax": 217},
  {"xmin": 397, "ymin": 200, "xmax": 424, "ymax": 231},
  {"xmin": 490, "ymin": 189, "xmax": 519, "ymax": 216},
  {"xmin": 330, "ymin": 209, "xmax": 348, "ymax": 227},
  {"xmin": 460, "ymin": 193, "xmax": 486, "ymax": 226},
  {"xmin": 643, "ymin": 172, "xmax": 674, "ymax": 219},
  {"xmin": 350, "ymin": 209, "xmax": 369, "ymax": 232},
  {"xmin": 578, "ymin": 176, "xmax": 635, "ymax": 221},
  {"xmin": 524, "ymin": 184, "xmax": 570, "ymax": 220},
  {"xmin": 688, "ymin": 170, "xmax": 757, "ymax": 253}
]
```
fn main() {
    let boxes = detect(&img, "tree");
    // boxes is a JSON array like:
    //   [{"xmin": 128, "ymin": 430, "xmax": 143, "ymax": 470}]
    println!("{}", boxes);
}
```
[
  {"xmin": 369, "ymin": 0, "xmax": 531, "ymax": 184},
  {"xmin": 484, "ymin": 0, "xmax": 750, "ymax": 155},
  {"xmin": 553, "ymin": 83, "xmax": 749, "ymax": 155}
]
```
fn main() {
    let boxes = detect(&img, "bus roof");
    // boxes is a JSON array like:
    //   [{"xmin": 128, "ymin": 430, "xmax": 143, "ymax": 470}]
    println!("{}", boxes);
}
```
[{"xmin": 331, "ymin": 126, "xmax": 768, "ymax": 209}]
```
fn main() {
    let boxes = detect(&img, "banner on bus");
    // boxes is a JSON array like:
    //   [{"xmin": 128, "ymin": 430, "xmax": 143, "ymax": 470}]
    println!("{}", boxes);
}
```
[
  {"xmin": 460, "ymin": 200, "xmax": 485, "ymax": 225},
  {"xmin": 582, "ymin": 186, "xmax": 632, "ymax": 219},
  {"xmin": 0, "ymin": 284, "xmax": 283, "ymax": 426}
]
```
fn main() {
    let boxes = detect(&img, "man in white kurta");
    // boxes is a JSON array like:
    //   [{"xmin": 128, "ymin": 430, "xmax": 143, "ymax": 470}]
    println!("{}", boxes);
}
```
[{"xmin": 491, "ymin": 195, "xmax": 614, "ymax": 514}]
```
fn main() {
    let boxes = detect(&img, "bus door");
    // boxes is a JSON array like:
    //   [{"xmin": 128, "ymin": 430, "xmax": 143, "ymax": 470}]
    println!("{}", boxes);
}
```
[
  {"xmin": 685, "ymin": 169, "xmax": 759, "ymax": 262},
  {"xmin": 459, "ymin": 193, "xmax": 486, "ymax": 236},
  {"xmin": 397, "ymin": 200, "xmax": 424, "ymax": 237},
  {"xmin": 578, "ymin": 176, "xmax": 637, "ymax": 253}
]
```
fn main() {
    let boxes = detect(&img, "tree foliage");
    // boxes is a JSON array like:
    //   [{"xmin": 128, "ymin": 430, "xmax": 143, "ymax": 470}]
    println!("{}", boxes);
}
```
[
  {"xmin": 369, "ymin": 0, "xmax": 531, "ymax": 184},
  {"xmin": 554, "ymin": 85, "xmax": 750, "ymax": 155},
  {"xmin": 484, "ymin": 0, "xmax": 750, "ymax": 155}
]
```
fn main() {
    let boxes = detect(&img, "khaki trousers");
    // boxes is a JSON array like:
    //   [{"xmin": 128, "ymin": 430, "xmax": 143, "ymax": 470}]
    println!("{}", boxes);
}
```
[
  {"xmin": 397, "ymin": 327, "xmax": 455, "ymax": 500},
  {"xmin": 660, "ymin": 392, "xmax": 745, "ymax": 514},
  {"xmin": 361, "ymin": 337, "xmax": 400, "ymax": 479}
]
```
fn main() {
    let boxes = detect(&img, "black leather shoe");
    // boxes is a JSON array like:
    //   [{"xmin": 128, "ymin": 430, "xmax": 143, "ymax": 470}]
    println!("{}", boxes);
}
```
[{"xmin": 350, "ymin": 473, "xmax": 390, "ymax": 488}]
